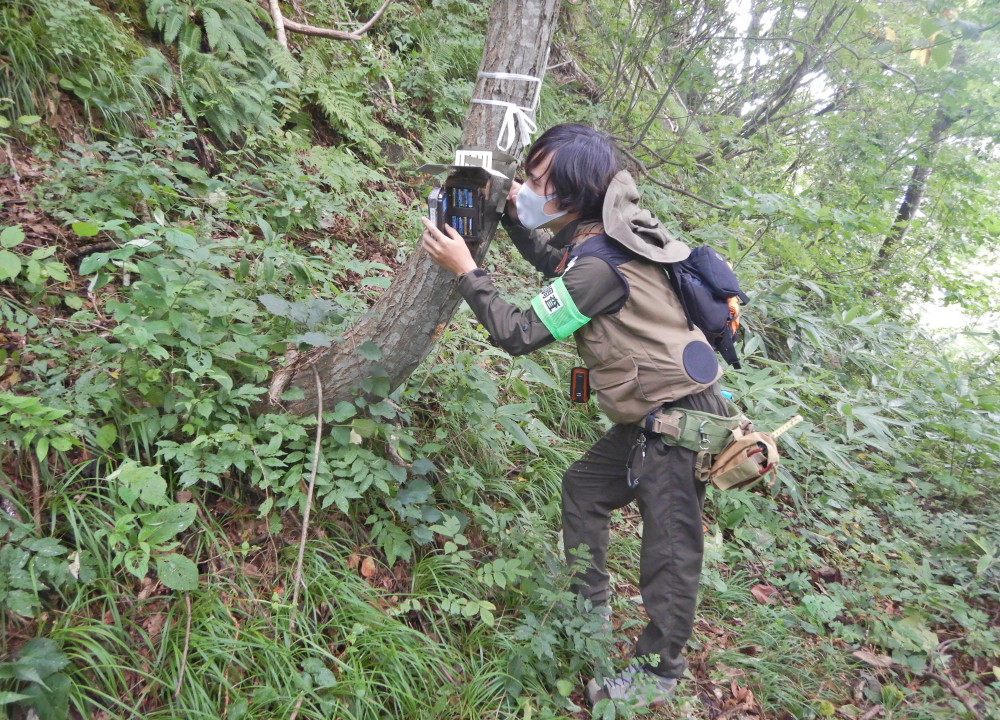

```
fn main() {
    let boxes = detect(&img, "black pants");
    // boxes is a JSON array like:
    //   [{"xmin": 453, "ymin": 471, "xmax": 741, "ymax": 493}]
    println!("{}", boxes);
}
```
[{"xmin": 561, "ymin": 384, "xmax": 727, "ymax": 678}]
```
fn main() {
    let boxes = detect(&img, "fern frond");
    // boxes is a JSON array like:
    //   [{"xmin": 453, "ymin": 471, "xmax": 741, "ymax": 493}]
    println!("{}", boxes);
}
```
[
  {"xmin": 202, "ymin": 6, "xmax": 224, "ymax": 52},
  {"xmin": 422, "ymin": 124, "xmax": 463, "ymax": 164},
  {"xmin": 267, "ymin": 44, "xmax": 303, "ymax": 86},
  {"xmin": 228, "ymin": 16, "xmax": 270, "ymax": 50}
]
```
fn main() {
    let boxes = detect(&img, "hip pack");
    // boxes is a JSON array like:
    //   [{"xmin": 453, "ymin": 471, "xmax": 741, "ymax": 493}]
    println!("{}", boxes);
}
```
[
  {"xmin": 646, "ymin": 405, "xmax": 802, "ymax": 491},
  {"xmin": 707, "ymin": 414, "xmax": 803, "ymax": 490}
]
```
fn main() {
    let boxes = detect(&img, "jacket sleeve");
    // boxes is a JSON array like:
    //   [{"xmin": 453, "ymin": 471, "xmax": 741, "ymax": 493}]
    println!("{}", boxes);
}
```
[
  {"xmin": 500, "ymin": 214, "xmax": 565, "ymax": 278},
  {"xmin": 457, "ymin": 257, "xmax": 627, "ymax": 356}
]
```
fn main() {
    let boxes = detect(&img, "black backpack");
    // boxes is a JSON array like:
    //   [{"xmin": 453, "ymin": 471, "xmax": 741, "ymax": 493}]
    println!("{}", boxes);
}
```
[{"xmin": 666, "ymin": 246, "xmax": 749, "ymax": 369}]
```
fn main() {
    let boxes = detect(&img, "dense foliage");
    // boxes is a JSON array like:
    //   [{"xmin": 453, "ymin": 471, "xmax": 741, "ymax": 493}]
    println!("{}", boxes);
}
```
[{"xmin": 1, "ymin": 0, "xmax": 998, "ymax": 718}]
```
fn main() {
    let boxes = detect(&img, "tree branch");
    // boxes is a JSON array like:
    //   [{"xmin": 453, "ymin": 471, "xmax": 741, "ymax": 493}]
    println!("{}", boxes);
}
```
[
  {"xmin": 289, "ymin": 365, "xmax": 324, "ymax": 630},
  {"xmin": 269, "ymin": 0, "xmax": 393, "ymax": 42},
  {"xmin": 268, "ymin": 0, "xmax": 287, "ymax": 47},
  {"xmin": 618, "ymin": 146, "xmax": 728, "ymax": 211}
]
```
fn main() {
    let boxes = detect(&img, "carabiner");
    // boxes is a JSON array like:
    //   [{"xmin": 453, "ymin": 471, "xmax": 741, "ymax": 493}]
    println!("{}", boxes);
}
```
[
  {"xmin": 698, "ymin": 420, "xmax": 711, "ymax": 451},
  {"xmin": 626, "ymin": 432, "xmax": 647, "ymax": 489}
]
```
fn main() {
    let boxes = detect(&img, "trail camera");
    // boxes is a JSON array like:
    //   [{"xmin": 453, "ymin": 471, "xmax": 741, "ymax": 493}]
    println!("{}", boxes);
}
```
[{"xmin": 420, "ymin": 149, "xmax": 515, "ymax": 244}]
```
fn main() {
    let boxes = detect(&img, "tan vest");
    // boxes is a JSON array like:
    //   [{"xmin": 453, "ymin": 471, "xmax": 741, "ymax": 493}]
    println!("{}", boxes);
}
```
[{"xmin": 572, "ymin": 241, "xmax": 723, "ymax": 424}]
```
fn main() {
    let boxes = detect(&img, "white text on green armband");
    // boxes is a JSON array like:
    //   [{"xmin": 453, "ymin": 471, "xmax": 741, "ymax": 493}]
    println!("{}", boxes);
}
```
[{"xmin": 530, "ymin": 277, "xmax": 590, "ymax": 340}]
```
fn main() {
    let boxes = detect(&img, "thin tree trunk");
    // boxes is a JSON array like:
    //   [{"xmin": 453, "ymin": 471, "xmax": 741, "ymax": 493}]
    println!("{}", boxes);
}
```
[
  {"xmin": 267, "ymin": 0, "xmax": 561, "ymax": 416},
  {"xmin": 873, "ymin": 46, "xmax": 967, "ymax": 269},
  {"xmin": 695, "ymin": 3, "xmax": 846, "ymax": 164}
]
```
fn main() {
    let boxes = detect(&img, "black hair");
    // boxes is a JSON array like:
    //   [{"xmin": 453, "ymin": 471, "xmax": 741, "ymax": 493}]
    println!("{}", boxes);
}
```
[{"xmin": 524, "ymin": 124, "xmax": 620, "ymax": 220}]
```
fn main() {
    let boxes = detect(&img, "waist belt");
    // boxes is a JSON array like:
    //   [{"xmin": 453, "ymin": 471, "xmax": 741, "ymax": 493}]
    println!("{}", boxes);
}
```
[{"xmin": 641, "ymin": 399, "xmax": 743, "ymax": 455}]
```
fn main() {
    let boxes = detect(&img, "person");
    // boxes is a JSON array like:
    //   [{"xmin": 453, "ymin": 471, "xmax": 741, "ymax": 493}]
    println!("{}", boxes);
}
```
[{"xmin": 419, "ymin": 123, "xmax": 731, "ymax": 707}]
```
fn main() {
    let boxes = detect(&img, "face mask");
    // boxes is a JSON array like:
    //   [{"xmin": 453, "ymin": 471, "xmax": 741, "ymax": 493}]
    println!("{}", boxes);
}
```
[{"xmin": 516, "ymin": 184, "xmax": 568, "ymax": 230}]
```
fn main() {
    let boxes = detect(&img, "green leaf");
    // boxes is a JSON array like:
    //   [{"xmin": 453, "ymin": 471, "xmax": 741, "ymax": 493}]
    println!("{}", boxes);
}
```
[
  {"xmin": 890, "ymin": 613, "xmax": 938, "ymax": 654},
  {"xmin": 357, "ymin": 340, "xmax": 382, "ymax": 360},
  {"xmin": 22, "ymin": 672, "xmax": 70, "ymax": 720},
  {"xmin": 23, "ymin": 538, "xmax": 68, "ymax": 557},
  {"xmin": 497, "ymin": 416, "xmax": 538, "ymax": 454},
  {"xmin": 0, "ymin": 692, "xmax": 31, "ymax": 705},
  {"xmin": 279, "ymin": 386, "xmax": 305, "ymax": 402},
  {"xmin": 0, "ymin": 250, "xmax": 22, "ymax": 281},
  {"xmin": 35, "ymin": 436, "xmax": 49, "ymax": 463},
  {"xmin": 361, "ymin": 276, "xmax": 391, "ymax": 289},
  {"xmin": 930, "ymin": 44, "xmax": 951, "ymax": 68},
  {"xmin": 514, "ymin": 356, "xmax": 559, "ymax": 390},
  {"xmin": 71, "ymin": 221, "xmax": 100, "ymax": 237},
  {"xmin": 555, "ymin": 678, "xmax": 574, "ymax": 697},
  {"xmin": 258, "ymin": 294, "xmax": 291, "ymax": 318},
  {"xmin": 155, "ymin": 553, "xmax": 199, "ymax": 591},
  {"xmin": 95, "ymin": 424, "xmax": 117, "ymax": 451},
  {"xmin": 411, "ymin": 458, "xmax": 435, "ymax": 475},
  {"xmin": 5, "ymin": 590, "xmax": 37, "ymax": 617},
  {"xmin": 139, "ymin": 503, "xmax": 197, "ymax": 545},
  {"xmin": 15, "ymin": 639, "xmax": 70, "ymax": 682},
  {"xmin": 1, "ymin": 226, "xmax": 25, "ymax": 248},
  {"xmin": 78, "ymin": 253, "xmax": 110, "ymax": 275},
  {"xmin": 112, "ymin": 461, "xmax": 167, "ymax": 508},
  {"xmin": 332, "ymin": 401, "xmax": 356, "ymax": 422},
  {"xmin": 352, "ymin": 418, "xmax": 378, "ymax": 438},
  {"xmin": 291, "ymin": 331, "xmax": 333, "ymax": 348}
]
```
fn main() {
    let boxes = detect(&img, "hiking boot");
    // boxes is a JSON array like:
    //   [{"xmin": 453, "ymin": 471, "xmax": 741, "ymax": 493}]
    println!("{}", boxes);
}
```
[{"xmin": 585, "ymin": 662, "xmax": 677, "ymax": 707}]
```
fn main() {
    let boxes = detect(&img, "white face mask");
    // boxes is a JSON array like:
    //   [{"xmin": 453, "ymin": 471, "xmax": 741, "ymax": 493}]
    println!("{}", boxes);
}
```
[{"xmin": 515, "ymin": 184, "xmax": 568, "ymax": 230}]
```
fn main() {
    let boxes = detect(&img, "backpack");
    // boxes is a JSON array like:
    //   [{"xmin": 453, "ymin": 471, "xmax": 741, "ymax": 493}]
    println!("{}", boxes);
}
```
[{"xmin": 666, "ymin": 246, "xmax": 749, "ymax": 369}]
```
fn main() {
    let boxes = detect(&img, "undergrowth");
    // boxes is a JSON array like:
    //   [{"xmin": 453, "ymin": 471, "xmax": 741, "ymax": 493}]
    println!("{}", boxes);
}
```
[{"xmin": 1, "ymin": 0, "xmax": 999, "ymax": 719}]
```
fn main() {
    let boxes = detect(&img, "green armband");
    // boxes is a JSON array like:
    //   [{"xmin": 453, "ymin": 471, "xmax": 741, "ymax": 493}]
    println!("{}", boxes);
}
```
[{"xmin": 530, "ymin": 277, "xmax": 590, "ymax": 341}]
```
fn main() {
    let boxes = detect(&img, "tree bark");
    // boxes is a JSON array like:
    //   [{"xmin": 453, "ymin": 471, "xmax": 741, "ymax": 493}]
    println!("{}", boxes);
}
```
[{"xmin": 267, "ymin": 0, "xmax": 561, "ymax": 416}]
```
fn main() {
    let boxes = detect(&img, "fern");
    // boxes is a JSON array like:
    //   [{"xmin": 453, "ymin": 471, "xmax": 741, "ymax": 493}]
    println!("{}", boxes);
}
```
[
  {"xmin": 267, "ymin": 44, "xmax": 303, "ymax": 87},
  {"xmin": 422, "ymin": 124, "xmax": 463, "ymax": 164},
  {"xmin": 202, "ymin": 7, "xmax": 225, "ymax": 53},
  {"xmin": 146, "ymin": 0, "xmax": 292, "ymax": 141}
]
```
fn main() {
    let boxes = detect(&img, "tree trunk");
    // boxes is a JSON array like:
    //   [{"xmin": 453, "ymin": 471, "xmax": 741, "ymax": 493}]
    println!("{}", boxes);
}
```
[
  {"xmin": 873, "ymin": 46, "xmax": 967, "ymax": 270},
  {"xmin": 267, "ymin": 0, "xmax": 561, "ymax": 416}
]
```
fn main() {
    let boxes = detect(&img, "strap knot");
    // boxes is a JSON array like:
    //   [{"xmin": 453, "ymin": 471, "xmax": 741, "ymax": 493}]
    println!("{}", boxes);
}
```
[{"xmin": 470, "ymin": 71, "xmax": 543, "ymax": 152}]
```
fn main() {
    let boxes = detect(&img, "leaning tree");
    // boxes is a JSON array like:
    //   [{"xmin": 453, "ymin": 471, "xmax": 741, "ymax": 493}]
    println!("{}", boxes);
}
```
[{"xmin": 265, "ymin": 0, "xmax": 561, "ymax": 416}]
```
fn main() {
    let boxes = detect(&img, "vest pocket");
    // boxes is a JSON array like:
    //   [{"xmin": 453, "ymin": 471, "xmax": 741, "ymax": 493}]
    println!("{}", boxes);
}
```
[{"xmin": 589, "ymin": 354, "xmax": 638, "ymax": 393}]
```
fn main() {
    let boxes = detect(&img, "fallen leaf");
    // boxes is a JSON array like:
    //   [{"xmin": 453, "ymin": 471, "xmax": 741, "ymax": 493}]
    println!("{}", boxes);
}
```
[
  {"xmin": 811, "ymin": 566, "xmax": 842, "ymax": 584},
  {"xmin": 750, "ymin": 584, "xmax": 779, "ymax": 604},
  {"xmin": 716, "ymin": 663, "xmax": 745, "ymax": 678},
  {"xmin": 137, "ymin": 576, "xmax": 159, "ymax": 600},
  {"xmin": 143, "ymin": 613, "xmax": 167, "ymax": 637},
  {"xmin": 176, "ymin": 490, "xmax": 193, "ymax": 503},
  {"xmin": 360, "ymin": 556, "xmax": 376, "ymax": 579},
  {"xmin": 346, "ymin": 554, "xmax": 360, "ymax": 570},
  {"xmin": 852, "ymin": 649, "xmax": 894, "ymax": 668},
  {"xmin": 730, "ymin": 680, "xmax": 756, "ymax": 708}
]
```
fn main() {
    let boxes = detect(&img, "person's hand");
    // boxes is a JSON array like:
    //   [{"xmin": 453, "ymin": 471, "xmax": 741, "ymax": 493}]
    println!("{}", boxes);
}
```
[
  {"xmin": 420, "ymin": 217, "xmax": 478, "ymax": 276},
  {"xmin": 505, "ymin": 180, "xmax": 522, "ymax": 226}
]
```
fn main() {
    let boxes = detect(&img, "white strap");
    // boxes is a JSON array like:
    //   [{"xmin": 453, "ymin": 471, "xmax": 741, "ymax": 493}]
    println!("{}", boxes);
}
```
[{"xmin": 471, "ymin": 71, "xmax": 544, "ymax": 152}]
